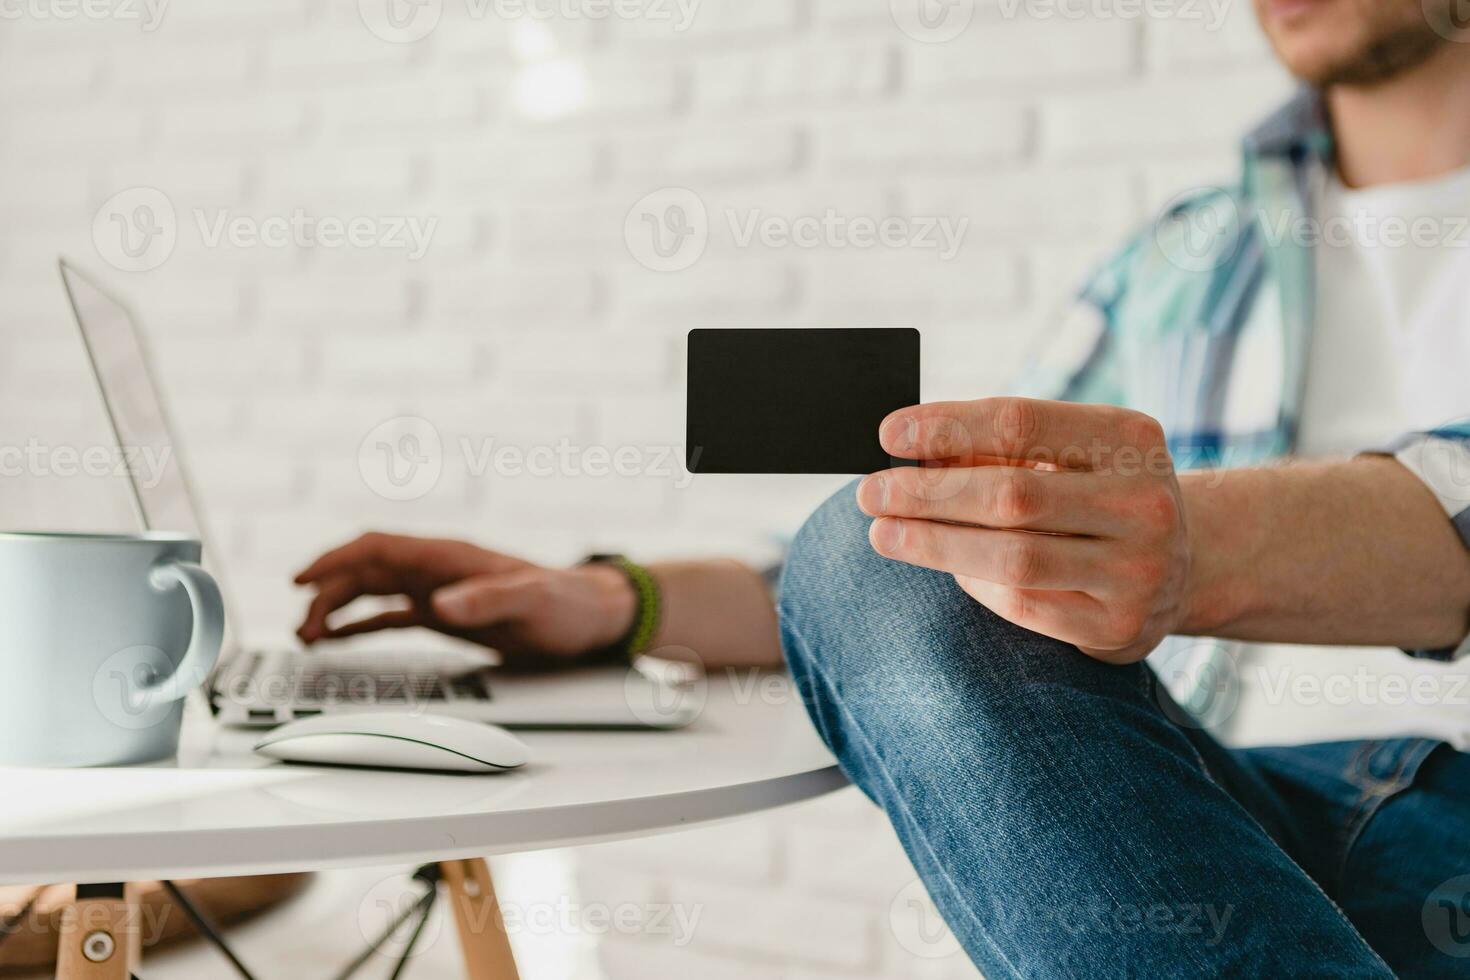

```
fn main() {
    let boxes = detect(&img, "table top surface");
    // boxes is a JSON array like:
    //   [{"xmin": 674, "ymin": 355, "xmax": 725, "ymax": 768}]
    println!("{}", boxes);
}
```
[{"xmin": 0, "ymin": 671, "xmax": 844, "ymax": 886}]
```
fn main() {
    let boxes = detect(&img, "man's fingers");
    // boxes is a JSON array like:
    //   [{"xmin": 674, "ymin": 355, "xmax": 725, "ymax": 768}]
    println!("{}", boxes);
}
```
[
  {"xmin": 297, "ymin": 572, "xmax": 369, "ymax": 643},
  {"xmin": 954, "ymin": 576, "xmax": 1111, "ymax": 648},
  {"xmin": 857, "ymin": 465, "xmax": 1123, "ymax": 535},
  {"xmin": 431, "ymin": 572, "xmax": 545, "ymax": 628},
  {"xmin": 868, "ymin": 517, "xmax": 1111, "ymax": 591},
  {"xmin": 879, "ymin": 398, "xmax": 1166, "ymax": 467},
  {"xmin": 320, "ymin": 609, "xmax": 422, "ymax": 641},
  {"xmin": 295, "ymin": 532, "xmax": 406, "ymax": 585},
  {"xmin": 296, "ymin": 565, "xmax": 411, "ymax": 643}
]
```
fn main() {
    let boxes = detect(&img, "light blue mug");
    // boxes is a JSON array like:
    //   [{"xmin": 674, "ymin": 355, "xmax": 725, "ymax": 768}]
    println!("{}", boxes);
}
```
[{"xmin": 0, "ymin": 531, "xmax": 225, "ymax": 767}]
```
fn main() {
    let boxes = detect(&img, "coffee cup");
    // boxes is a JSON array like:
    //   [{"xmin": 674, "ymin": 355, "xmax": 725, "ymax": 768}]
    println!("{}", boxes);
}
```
[{"xmin": 0, "ymin": 531, "xmax": 224, "ymax": 767}]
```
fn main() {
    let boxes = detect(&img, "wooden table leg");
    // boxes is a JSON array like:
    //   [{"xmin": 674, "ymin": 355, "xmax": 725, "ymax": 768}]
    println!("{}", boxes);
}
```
[
  {"xmin": 439, "ymin": 859, "xmax": 520, "ymax": 980},
  {"xmin": 54, "ymin": 884, "xmax": 139, "ymax": 980}
]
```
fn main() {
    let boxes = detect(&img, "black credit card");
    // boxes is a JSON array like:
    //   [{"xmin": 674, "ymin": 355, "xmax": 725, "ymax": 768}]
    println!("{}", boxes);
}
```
[{"xmin": 686, "ymin": 327, "xmax": 920, "ymax": 474}]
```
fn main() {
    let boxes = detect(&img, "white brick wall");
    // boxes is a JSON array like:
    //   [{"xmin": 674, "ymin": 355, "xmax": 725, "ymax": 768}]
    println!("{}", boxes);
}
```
[{"xmin": 0, "ymin": 1, "xmax": 1292, "ymax": 976}]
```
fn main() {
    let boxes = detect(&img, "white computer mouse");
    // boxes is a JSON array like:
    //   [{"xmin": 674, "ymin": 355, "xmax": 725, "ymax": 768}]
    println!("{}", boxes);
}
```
[{"xmin": 253, "ymin": 711, "xmax": 530, "ymax": 773}]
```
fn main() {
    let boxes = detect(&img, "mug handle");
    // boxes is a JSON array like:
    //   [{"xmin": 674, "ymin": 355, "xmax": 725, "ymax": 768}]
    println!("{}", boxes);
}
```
[{"xmin": 136, "ymin": 561, "xmax": 225, "ymax": 710}]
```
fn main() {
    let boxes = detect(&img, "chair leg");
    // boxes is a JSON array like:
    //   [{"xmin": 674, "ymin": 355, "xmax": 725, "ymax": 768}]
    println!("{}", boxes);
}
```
[
  {"xmin": 438, "ymin": 859, "xmax": 520, "ymax": 980},
  {"xmin": 55, "ymin": 884, "xmax": 139, "ymax": 980}
]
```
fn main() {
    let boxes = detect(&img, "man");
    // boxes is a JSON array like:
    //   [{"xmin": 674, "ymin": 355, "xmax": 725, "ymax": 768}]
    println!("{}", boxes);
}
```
[{"xmin": 296, "ymin": 0, "xmax": 1470, "ymax": 973}]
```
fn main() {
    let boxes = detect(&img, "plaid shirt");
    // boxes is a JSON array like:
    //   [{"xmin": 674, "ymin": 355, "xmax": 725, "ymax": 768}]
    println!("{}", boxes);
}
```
[{"xmin": 1020, "ymin": 88, "xmax": 1470, "ymax": 662}]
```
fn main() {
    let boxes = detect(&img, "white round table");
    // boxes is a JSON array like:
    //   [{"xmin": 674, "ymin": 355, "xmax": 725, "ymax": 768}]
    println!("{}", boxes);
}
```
[{"xmin": 0, "ymin": 670, "xmax": 845, "ymax": 978}]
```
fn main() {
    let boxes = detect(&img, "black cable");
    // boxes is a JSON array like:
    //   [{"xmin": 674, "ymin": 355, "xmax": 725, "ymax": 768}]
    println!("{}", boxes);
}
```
[
  {"xmin": 331, "ymin": 864, "xmax": 441, "ymax": 980},
  {"xmin": 161, "ymin": 880, "xmax": 258, "ymax": 980},
  {"xmin": 386, "ymin": 886, "xmax": 437, "ymax": 980}
]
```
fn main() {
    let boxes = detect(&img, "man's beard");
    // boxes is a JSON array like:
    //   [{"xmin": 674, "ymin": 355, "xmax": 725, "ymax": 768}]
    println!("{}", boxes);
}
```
[
  {"xmin": 1270, "ymin": 0, "xmax": 1454, "ymax": 88},
  {"xmin": 1313, "ymin": 20, "xmax": 1446, "ymax": 86}
]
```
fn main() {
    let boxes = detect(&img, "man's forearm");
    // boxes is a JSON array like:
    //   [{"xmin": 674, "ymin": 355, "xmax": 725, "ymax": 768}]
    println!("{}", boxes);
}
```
[
  {"xmin": 1180, "ymin": 456, "xmax": 1470, "ymax": 650},
  {"xmin": 642, "ymin": 559, "xmax": 784, "ymax": 668}
]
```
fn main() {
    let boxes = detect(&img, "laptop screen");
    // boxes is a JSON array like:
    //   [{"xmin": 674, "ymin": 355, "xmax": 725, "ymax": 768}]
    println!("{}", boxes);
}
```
[
  {"xmin": 59, "ymin": 259, "xmax": 242, "ymax": 699},
  {"xmin": 60, "ymin": 261, "xmax": 201, "ymax": 537}
]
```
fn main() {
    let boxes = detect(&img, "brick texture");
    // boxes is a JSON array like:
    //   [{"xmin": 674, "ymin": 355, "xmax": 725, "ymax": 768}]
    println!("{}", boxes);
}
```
[{"xmin": 0, "ymin": 1, "xmax": 1289, "ymax": 976}]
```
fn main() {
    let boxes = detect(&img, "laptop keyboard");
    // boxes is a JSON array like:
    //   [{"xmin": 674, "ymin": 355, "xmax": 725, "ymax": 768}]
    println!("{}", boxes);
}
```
[
  {"xmin": 294, "ymin": 664, "xmax": 448, "ymax": 703},
  {"xmin": 241, "ymin": 651, "xmax": 492, "ymax": 706}
]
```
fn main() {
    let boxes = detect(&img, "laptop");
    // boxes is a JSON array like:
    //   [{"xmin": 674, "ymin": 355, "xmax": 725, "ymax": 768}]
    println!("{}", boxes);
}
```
[{"xmin": 58, "ymin": 258, "xmax": 699, "ymax": 730}]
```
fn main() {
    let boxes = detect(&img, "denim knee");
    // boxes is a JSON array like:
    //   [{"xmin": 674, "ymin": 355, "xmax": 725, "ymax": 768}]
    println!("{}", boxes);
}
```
[{"xmin": 777, "ymin": 480, "xmax": 1144, "ymax": 766}]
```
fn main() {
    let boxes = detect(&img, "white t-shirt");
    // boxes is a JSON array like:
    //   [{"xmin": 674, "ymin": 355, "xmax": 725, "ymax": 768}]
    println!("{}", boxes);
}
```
[{"xmin": 1229, "ymin": 164, "xmax": 1470, "ymax": 750}]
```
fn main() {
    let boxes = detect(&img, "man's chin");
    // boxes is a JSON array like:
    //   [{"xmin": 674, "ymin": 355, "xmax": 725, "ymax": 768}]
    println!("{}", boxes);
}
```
[
  {"xmin": 1259, "ymin": 0, "xmax": 1449, "ymax": 87},
  {"xmin": 1291, "ymin": 33, "xmax": 1444, "ymax": 86}
]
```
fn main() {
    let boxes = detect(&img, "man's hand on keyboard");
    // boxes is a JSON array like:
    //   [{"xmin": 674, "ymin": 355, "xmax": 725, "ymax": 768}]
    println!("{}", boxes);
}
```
[{"xmin": 293, "ymin": 533, "xmax": 636, "ymax": 669}]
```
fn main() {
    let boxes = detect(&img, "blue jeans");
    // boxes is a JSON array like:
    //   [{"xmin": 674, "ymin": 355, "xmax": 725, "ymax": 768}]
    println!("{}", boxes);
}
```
[{"xmin": 779, "ymin": 483, "xmax": 1470, "ymax": 978}]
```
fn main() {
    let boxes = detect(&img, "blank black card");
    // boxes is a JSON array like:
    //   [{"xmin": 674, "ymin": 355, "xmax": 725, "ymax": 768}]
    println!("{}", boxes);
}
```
[{"xmin": 686, "ymin": 328, "xmax": 920, "ymax": 474}]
